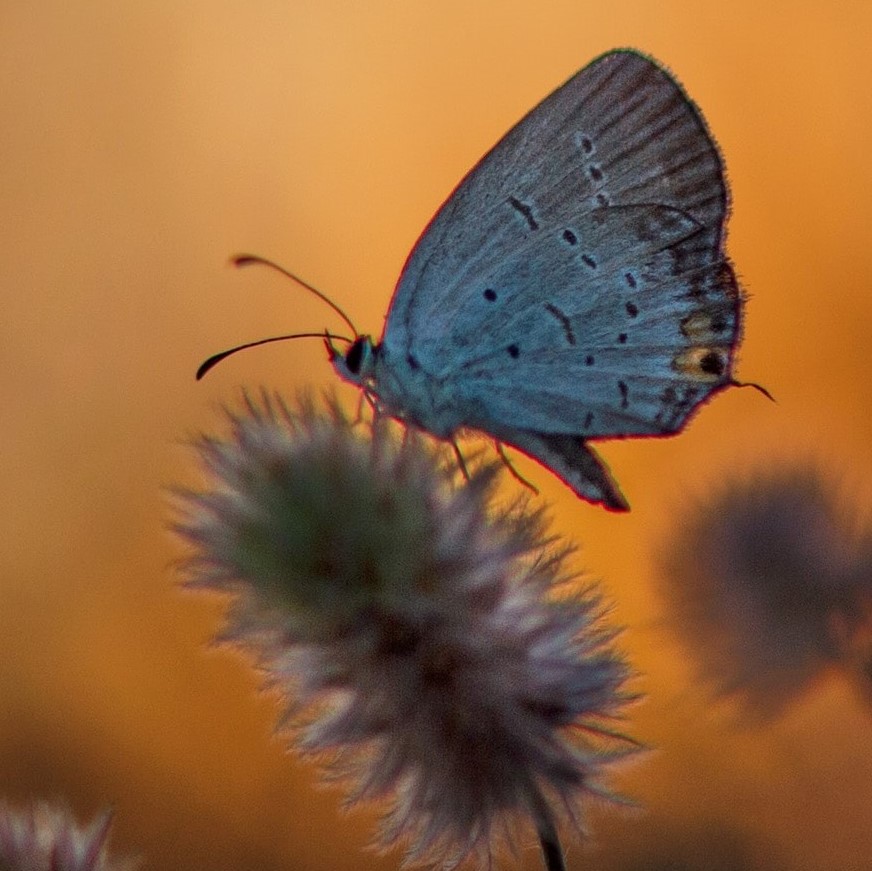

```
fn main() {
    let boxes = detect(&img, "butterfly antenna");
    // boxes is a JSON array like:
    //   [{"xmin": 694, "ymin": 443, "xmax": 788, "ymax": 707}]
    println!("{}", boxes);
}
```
[
  {"xmin": 231, "ymin": 253, "xmax": 359, "ymax": 337},
  {"xmin": 196, "ymin": 331, "xmax": 352, "ymax": 380}
]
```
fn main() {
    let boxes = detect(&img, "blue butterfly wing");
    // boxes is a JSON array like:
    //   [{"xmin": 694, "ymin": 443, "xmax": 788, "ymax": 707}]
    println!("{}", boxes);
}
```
[{"xmin": 381, "ymin": 49, "xmax": 739, "ymax": 440}]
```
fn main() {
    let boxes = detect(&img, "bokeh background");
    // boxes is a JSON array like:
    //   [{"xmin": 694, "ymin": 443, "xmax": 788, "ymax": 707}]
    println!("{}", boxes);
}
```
[{"xmin": 3, "ymin": 2, "xmax": 872, "ymax": 869}]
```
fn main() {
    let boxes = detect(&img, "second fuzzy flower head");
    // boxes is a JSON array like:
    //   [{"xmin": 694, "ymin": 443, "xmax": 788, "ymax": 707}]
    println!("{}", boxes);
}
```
[
  {"xmin": 175, "ymin": 393, "xmax": 637, "ymax": 868},
  {"xmin": 661, "ymin": 466, "xmax": 872, "ymax": 719}
]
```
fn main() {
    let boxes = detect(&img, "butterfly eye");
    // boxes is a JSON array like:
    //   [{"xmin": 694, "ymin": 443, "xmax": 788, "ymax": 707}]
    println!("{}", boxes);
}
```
[{"xmin": 345, "ymin": 338, "xmax": 365, "ymax": 374}]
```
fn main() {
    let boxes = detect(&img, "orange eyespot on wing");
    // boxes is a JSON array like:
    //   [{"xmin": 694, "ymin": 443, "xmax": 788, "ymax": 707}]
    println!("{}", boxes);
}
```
[{"xmin": 672, "ymin": 346, "xmax": 730, "ymax": 382}]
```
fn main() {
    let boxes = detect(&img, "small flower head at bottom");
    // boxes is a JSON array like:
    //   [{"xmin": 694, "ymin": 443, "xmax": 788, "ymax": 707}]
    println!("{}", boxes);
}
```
[
  {"xmin": 175, "ymin": 393, "xmax": 637, "ymax": 867},
  {"xmin": 0, "ymin": 802, "xmax": 135, "ymax": 871}
]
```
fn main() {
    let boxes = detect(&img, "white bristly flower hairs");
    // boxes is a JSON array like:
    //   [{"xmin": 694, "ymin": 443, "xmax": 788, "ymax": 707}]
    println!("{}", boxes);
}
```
[
  {"xmin": 0, "ymin": 801, "xmax": 135, "ymax": 871},
  {"xmin": 173, "ymin": 393, "xmax": 638, "ymax": 870}
]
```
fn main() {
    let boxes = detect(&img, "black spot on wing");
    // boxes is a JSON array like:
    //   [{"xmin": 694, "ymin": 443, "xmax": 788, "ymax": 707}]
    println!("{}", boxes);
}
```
[
  {"xmin": 544, "ymin": 303, "xmax": 576, "ymax": 345},
  {"xmin": 700, "ymin": 350, "xmax": 726, "ymax": 376},
  {"xmin": 507, "ymin": 196, "xmax": 539, "ymax": 231}
]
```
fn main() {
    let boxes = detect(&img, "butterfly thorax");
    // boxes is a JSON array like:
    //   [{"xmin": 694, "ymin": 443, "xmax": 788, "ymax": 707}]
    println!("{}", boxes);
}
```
[{"xmin": 331, "ymin": 336, "xmax": 466, "ymax": 439}]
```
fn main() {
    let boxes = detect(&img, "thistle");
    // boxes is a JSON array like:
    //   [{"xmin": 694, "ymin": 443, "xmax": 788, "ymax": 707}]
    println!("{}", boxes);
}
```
[{"xmin": 174, "ymin": 392, "xmax": 638, "ymax": 869}]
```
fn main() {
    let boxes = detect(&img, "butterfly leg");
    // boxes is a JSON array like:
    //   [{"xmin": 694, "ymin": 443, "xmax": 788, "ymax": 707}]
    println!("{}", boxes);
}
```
[
  {"xmin": 451, "ymin": 440, "xmax": 470, "ymax": 481},
  {"xmin": 495, "ymin": 442, "xmax": 539, "ymax": 495},
  {"xmin": 359, "ymin": 388, "xmax": 381, "ymax": 422}
]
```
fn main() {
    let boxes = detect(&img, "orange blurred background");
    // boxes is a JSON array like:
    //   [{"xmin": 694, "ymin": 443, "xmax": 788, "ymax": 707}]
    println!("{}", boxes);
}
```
[{"xmin": 3, "ymin": 2, "xmax": 872, "ymax": 869}]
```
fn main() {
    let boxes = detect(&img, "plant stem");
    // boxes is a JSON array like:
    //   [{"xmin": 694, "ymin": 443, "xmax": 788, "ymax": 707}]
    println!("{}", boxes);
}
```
[{"xmin": 531, "ymin": 793, "xmax": 566, "ymax": 871}]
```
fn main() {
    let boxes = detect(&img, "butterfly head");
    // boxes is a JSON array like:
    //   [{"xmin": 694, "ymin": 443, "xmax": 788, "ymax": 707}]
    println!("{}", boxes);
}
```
[{"xmin": 327, "ymin": 334, "xmax": 378, "ymax": 387}]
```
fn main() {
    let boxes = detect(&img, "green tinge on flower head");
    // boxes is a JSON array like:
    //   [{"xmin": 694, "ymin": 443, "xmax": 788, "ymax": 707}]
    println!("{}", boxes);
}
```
[{"xmin": 175, "ymin": 392, "xmax": 638, "ymax": 868}]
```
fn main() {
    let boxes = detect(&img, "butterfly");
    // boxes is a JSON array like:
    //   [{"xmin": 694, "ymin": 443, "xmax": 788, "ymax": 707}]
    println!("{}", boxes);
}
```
[{"xmin": 200, "ymin": 49, "xmax": 745, "ymax": 511}]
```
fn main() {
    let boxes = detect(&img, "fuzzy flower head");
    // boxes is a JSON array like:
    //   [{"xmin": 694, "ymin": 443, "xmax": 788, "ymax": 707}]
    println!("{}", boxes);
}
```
[
  {"xmin": 0, "ymin": 802, "xmax": 135, "ymax": 871},
  {"xmin": 175, "ymin": 393, "xmax": 636, "ymax": 868},
  {"xmin": 660, "ymin": 465, "xmax": 872, "ymax": 719}
]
